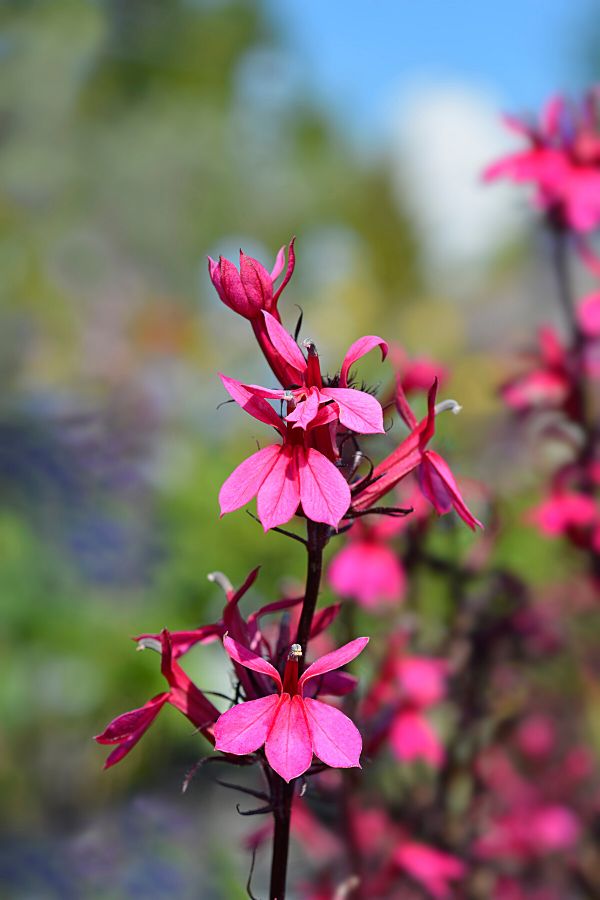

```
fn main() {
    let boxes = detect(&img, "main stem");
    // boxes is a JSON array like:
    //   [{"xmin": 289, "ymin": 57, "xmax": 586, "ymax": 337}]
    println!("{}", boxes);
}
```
[{"xmin": 268, "ymin": 519, "xmax": 328, "ymax": 900}]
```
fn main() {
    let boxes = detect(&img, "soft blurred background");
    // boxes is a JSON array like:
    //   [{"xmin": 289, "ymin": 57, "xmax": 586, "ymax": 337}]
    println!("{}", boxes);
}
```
[{"xmin": 1, "ymin": 1, "xmax": 599, "ymax": 896}]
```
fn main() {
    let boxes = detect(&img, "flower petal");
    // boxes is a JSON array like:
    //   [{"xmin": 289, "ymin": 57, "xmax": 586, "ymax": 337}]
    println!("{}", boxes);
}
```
[
  {"xmin": 262, "ymin": 311, "xmax": 307, "ymax": 375},
  {"xmin": 256, "ymin": 444, "xmax": 301, "ymax": 531},
  {"xmin": 340, "ymin": 336, "xmax": 388, "ymax": 387},
  {"xmin": 299, "ymin": 637, "xmax": 369, "ymax": 689},
  {"xmin": 219, "ymin": 444, "xmax": 282, "ymax": 516},
  {"xmin": 303, "ymin": 698, "xmax": 362, "ymax": 769},
  {"xmin": 219, "ymin": 374, "xmax": 283, "ymax": 432},
  {"xmin": 265, "ymin": 694, "xmax": 313, "ymax": 781},
  {"xmin": 420, "ymin": 451, "xmax": 483, "ymax": 530},
  {"xmin": 328, "ymin": 541, "xmax": 406, "ymax": 607},
  {"xmin": 223, "ymin": 635, "xmax": 282, "ymax": 688},
  {"xmin": 272, "ymin": 237, "xmax": 296, "ymax": 303},
  {"xmin": 297, "ymin": 447, "xmax": 351, "ymax": 528},
  {"xmin": 321, "ymin": 387, "xmax": 384, "ymax": 434},
  {"xmin": 94, "ymin": 693, "xmax": 169, "ymax": 769},
  {"xmin": 286, "ymin": 388, "xmax": 321, "ymax": 429},
  {"xmin": 214, "ymin": 694, "xmax": 281, "ymax": 755},
  {"xmin": 239, "ymin": 251, "xmax": 273, "ymax": 310},
  {"xmin": 219, "ymin": 256, "xmax": 259, "ymax": 318}
]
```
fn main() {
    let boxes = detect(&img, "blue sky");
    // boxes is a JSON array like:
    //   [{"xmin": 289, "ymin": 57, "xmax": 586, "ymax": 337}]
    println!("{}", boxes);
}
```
[{"xmin": 268, "ymin": 0, "xmax": 598, "ymax": 138}]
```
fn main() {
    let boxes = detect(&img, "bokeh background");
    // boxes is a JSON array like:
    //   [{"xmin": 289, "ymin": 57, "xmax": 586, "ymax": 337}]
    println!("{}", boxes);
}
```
[{"xmin": 1, "ymin": 1, "xmax": 599, "ymax": 896}]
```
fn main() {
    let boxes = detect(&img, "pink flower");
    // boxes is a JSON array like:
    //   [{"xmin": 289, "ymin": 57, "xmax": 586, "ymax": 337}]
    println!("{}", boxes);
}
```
[
  {"xmin": 529, "ymin": 490, "xmax": 597, "ymax": 537},
  {"xmin": 94, "ymin": 630, "xmax": 220, "ymax": 768},
  {"xmin": 501, "ymin": 327, "xmax": 572, "ymax": 413},
  {"xmin": 484, "ymin": 92, "xmax": 600, "ymax": 232},
  {"xmin": 394, "ymin": 842, "xmax": 466, "ymax": 899},
  {"xmin": 355, "ymin": 379, "xmax": 482, "ymax": 529},
  {"xmin": 218, "ymin": 376, "xmax": 351, "ymax": 530},
  {"xmin": 208, "ymin": 240, "xmax": 301, "ymax": 387},
  {"xmin": 390, "ymin": 708, "xmax": 445, "ymax": 768},
  {"xmin": 328, "ymin": 520, "xmax": 406, "ymax": 608},
  {"xmin": 396, "ymin": 657, "xmax": 447, "ymax": 707},
  {"xmin": 208, "ymin": 240, "xmax": 294, "ymax": 320},
  {"xmin": 214, "ymin": 635, "xmax": 368, "ymax": 782},
  {"xmin": 233, "ymin": 312, "xmax": 388, "ymax": 434},
  {"xmin": 577, "ymin": 291, "xmax": 600, "ymax": 337}
]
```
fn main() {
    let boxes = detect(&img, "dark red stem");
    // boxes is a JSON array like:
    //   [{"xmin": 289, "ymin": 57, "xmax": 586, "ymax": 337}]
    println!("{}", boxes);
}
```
[{"xmin": 268, "ymin": 520, "xmax": 328, "ymax": 900}]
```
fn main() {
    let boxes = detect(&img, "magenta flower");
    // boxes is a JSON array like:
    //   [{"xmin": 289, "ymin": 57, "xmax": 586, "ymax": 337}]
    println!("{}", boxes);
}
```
[
  {"xmin": 577, "ymin": 291, "xmax": 600, "ymax": 337},
  {"xmin": 501, "ymin": 326, "xmax": 572, "ymax": 413},
  {"xmin": 214, "ymin": 635, "xmax": 368, "ymax": 782},
  {"xmin": 208, "ymin": 240, "xmax": 295, "ymax": 321},
  {"xmin": 94, "ymin": 630, "xmax": 220, "ymax": 768},
  {"xmin": 394, "ymin": 842, "xmax": 466, "ymax": 900},
  {"xmin": 354, "ymin": 379, "xmax": 482, "ymax": 529},
  {"xmin": 244, "ymin": 312, "xmax": 388, "ymax": 433},
  {"xmin": 328, "ymin": 520, "xmax": 406, "ymax": 608},
  {"xmin": 218, "ymin": 377, "xmax": 351, "ymax": 530},
  {"xmin": 208, "ymin": 240, "xmax": 301, "ymax": 387},
  {"xmin": 390, "ymin": 707, "xmax": 445, "ymax": 768},
  {"xmin": 484, "ymin": 92, "xmax": 600, "ymax": 232}
]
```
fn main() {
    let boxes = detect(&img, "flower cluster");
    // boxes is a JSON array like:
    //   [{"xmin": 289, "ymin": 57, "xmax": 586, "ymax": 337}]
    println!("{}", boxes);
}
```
[{"xmin": 95, "ymin": 239, "xmax": 487, "ymax": 899}]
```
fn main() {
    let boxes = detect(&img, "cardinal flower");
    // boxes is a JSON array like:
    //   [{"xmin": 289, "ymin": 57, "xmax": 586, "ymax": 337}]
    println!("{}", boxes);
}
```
[
  {"xmin": 218, "ymin": 377, "xmax": 351, "ymax": 530},
  {"xmin": 353, "ymin": 379, "xmax": 482, "ymax": 529},
  {"xmin": 394, "ymin": 842, "xmax": 466, "ymax": 899},
  {"xmin": 95, "ymin": 630, "xmax": 220, "ymax": 768},
  {"xmin": 214, "ymin": 635, "xmax": 368, "ymax": 782},
  {"xmin": 208, "ymin": 241, "xmax": 295, "ymax": 320},
  {"xmin": 328, "ymin": 518, "xmax": 407, "ymax": 608},
  {"xmin": 483, "ymin": 91, "xmax": 600, "ymax": 233},
  {"xmin": 236, "ymin": 312, "xmax": 387, "ymax": 434},
  {"xmin": 208, "ymin": 239, "xmax": 299, "ymax": 387}
]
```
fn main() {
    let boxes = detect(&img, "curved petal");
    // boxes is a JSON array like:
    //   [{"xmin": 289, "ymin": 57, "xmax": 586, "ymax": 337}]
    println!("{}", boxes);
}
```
[
  {"xmin": 299, "ymin": 637, "xmax": 369, "ymax": 689},
  {"xmin": 265, "ymin": 694, "xmax": 313, "ymax": 781},
  {"xmin": 340, "ymin": 336, "xmax": 388, "ymax": 387},
  {"xmin": 95, "ymin": 693, "xmax": 169, "ymax": 769},
  {"xmin": 263, "ymin": 311, "xmax": 307, "ymax": 375},
  {"xmin": 286, "ymin": 388, "xmax": 321, "ymax": 429},
  {"xmin": 223, "ymin": 635, "xmax": 282, "ymax": 688},
  {"xmin": 270, "ymin": 245, "xmax": 286, "ymax": 281},
  {"xmin": 214, "ymin": 694, "xmax": 281, "ymax": 756},
  {"xmin": 239, "ymin": 252, "xmax": 273, "ymax": 309},
  {"xmin": 272, "ymin": 237, "xmax": 296, "ymax": 303},
  {"xmin": 256, "ymin": 444, "xmax": 301, "ymax": 531},
  {"xmin": 297, "ymin": 447, "xmax": 351, "ymax": 528},
  {"xmin": 420, "ymin": 451, "xmax": 483, "ymax": 530},
  {"xmin": 219, "ymin": 257, "xmax": 258, "ymax": 318},
  {"xmin": 303, "ymin": 698, "xmax": 362, "ymax": 769},
  {"xmin": 321, "ymin": 387, "xmax": 384, "ymax": 434},
  {"xmin": 219, "ymin": 374, "xmax": 283, "ymax": 431},
  {"xmin": 219, "ymin": 444, "xmax": 282, "ymax": 516}
]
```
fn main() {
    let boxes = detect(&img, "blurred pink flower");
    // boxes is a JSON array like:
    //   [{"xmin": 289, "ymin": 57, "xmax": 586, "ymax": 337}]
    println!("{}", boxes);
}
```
[
  {"xmin": 214, "ymin": 636, "xmax": 368, "ymax": 782},
  {"xmin": 396, "ymin": 657, "xmax": 448, "ymax": 707},
  {"xmin": 484, "ymin": 92, "xmax": 600, "ymax": 232},
  {"xmin": 390, "ymin": 708, "xmax": 445, "ymax": 767},
  {"xmin": 328, "ymin": 519, "xmax": 406, "ymax": 608},
  {"xmin": 577, "ymin": 291, "xmax": 600, "ymax": 336},
  {"xmin": 501, "ymin": 327, "xmax": 572, "ymax": 413},
  {"xmin": 394, "ymin": 842, "xmax": 466, "ymax": 899}
]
